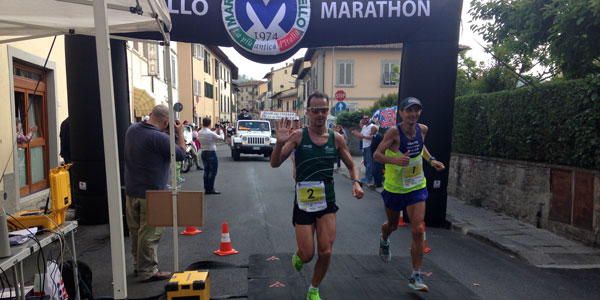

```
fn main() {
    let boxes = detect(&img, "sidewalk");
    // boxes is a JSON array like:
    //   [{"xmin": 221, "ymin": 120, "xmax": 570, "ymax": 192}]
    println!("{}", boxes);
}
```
[{"xmin": 336, "ymin": 155, "xmax": 600, "ymax": 269}]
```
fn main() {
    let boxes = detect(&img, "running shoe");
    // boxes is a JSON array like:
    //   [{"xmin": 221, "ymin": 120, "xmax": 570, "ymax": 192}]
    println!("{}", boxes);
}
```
[
  {"xmin": 292, "ymin": 252, "xmax": 304, "ymax": 272},
  {"xmin": 379, "ymin": 234, "xmax": 391, "ymax": 262},
  {"xmin": 306, "ymin": 288, "xmax": 321, "ymax": 300},
  {"xmin": 408, "ymin": 273, "xmax": 429, "ymax": 292}
]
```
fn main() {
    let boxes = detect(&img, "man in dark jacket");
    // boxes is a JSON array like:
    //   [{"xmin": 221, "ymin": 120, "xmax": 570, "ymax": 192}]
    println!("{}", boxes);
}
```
[
  {"xmin": 370, "ymin": 125, "xmax": 384, "ymax": 188},
  {"xmin": 238, "ymin": 108, "xmax": 252, "ymax": 120}
]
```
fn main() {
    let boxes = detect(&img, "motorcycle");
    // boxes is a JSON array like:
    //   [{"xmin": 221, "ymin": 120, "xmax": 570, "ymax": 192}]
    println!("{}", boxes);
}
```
[
  {"xmin": 181, "ymin": 142, "xmax": 194, "ymax": 173},
  {"xmin": 181, "ymin": 124, "xmax": 195, "ymax": 173}
]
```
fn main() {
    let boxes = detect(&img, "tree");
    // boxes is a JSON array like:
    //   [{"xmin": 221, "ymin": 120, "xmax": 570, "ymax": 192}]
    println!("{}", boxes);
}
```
[{"xmin": 470, "ymin": 0, "xmax": 600, "ymax": 79}]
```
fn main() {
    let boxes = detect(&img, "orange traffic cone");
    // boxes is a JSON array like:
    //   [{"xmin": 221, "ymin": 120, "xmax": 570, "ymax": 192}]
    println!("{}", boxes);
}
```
[
  {"xmin": 214, "ymin": 222, "xmax": 238, "ymax": 256},
  {"xmin": 181, "ymin": 226, "xmax": 202, "ymax": 235},
  {"xmin": 409, "ymin": 222, "xmax": 431, "ymax": 253},
  {"xmin": 423, "ymin": 221, "xmax": 431, "ymax": 253},
  {"xmin": 398, "ymin": 210, "xmax": 407, "ymax": 226}
]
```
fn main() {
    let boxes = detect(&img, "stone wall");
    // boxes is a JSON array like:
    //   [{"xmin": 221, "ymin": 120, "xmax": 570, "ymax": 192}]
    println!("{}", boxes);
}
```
[{"xmin": 449, "ymin": 153, "xmax": 600, "ymax": 246}]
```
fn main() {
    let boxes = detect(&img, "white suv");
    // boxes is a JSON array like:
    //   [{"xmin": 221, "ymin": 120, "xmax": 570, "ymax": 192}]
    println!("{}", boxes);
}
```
[{"xmin": 230, "ymin": 120, "xmax": 276, "ymax": 161}]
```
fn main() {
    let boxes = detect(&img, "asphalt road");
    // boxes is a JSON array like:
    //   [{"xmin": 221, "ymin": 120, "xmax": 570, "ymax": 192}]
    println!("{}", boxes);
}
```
[{"xmin": 78, "ymin": 145, "xmax": 600, "ymax": 299}]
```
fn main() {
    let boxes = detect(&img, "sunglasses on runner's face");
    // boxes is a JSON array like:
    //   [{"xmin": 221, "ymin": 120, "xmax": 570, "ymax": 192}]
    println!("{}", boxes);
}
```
[{"xmin": 309, "ymin": 107, "xmax": 329, "ymax": 113}]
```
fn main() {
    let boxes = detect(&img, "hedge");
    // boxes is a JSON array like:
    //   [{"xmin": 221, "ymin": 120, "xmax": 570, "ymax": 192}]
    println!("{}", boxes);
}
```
[{"xmin": 452, "ymin": 77, "xmax": 600, "ymax": 170}]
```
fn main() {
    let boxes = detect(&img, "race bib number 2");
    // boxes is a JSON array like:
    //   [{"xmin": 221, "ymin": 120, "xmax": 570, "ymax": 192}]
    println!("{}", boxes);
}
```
[{"xmin": 296, "ymin": 181, "xmax": 327, "ymax": 212}]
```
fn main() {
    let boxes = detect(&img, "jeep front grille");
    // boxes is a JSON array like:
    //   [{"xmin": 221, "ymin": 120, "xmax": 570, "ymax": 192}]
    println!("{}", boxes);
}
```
[{"xmin": 247, "ymin": 137, "xmax": 264, "ymax": 145}]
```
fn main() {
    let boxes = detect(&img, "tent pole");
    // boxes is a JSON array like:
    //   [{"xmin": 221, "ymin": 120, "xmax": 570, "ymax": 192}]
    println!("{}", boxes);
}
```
[
  {"xmin": 93, "ymin": 0, "xmax": 127, "ymax": 299},
  {"xmin": 164, "ymin": 35, "xmax": 180, "ymax": 272}
]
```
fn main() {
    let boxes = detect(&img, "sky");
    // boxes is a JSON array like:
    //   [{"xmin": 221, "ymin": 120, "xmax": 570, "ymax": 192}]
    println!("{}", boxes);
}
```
[{"xmin": 221, "ymin": 1, "xmax": 492, "ymax": 81}]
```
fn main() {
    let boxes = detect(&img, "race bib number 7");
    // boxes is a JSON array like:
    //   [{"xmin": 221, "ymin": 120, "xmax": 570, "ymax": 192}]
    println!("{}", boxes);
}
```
[{"xmin": 296, "ymin": 181, "xmax": 327, "ymax": 212}]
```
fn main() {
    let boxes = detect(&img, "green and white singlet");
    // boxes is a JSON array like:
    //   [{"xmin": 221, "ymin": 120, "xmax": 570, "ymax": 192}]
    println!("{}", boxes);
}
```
[{"xmin": 294, "ymin": 128, "xmax": 337, "ymax": 202}]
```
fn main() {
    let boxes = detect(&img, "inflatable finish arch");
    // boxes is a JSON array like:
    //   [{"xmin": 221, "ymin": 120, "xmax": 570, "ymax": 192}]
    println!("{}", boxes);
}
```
[{"xmin": 69, "ymin": 0, "xmax": 462, "ymax": 226}]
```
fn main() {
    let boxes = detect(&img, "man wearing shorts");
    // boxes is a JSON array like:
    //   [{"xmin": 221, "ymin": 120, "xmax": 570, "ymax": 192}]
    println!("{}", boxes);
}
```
[
  {"xmin": 271, "ymin": 91, "xmax": 364, "ymax": 300},
  {"xmin": 373, "ymin": 97, "xmax": 445, "ymax": 292}
]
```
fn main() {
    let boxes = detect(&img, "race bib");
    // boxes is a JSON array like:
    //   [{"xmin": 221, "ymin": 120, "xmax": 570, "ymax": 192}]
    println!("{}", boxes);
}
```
[
  {"xmin": 402, "ymin": 159, "xmax": 424, "ymax": 188},
  {"xmin": 296, "ymin": 181, "xmax": 327, "ymax": 212}
]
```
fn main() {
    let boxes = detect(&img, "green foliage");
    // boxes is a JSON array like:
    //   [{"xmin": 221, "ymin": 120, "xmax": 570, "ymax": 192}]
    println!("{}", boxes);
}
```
[
  {"xmin": 371, "ymin": 93, "xmax": 398, "ymax": 112},
  {"xmin": 335, "ymin": 110, "xmax": 369, "ymax": 129},
  {"xmin": 452, "ymin": 77, "xmax": 600, "ymax": 170},
  {"xmin": 470, "ymin": 0, "xmax": 600, "ymax": 79}
]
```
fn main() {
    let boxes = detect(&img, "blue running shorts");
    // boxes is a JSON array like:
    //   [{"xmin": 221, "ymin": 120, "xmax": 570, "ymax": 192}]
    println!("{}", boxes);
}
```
[{"xmin": 381, "ymin": 188, "xmax": 428, "ymax": 211}]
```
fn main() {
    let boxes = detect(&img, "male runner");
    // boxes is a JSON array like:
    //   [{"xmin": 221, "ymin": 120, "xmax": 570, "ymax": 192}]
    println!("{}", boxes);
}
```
[
  {"xmin": 373, "ymin": 97, "xmax": 445, "ymax": 292},
  {"xmin": 271, "ymin": 91, "xmax": 364, "ymax": 300}
]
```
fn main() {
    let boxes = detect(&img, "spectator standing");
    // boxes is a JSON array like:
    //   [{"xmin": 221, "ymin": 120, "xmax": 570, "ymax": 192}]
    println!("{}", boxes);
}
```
[
  {"xmin": 197, "ymin": 118, "xmax": 225, "ymax": 194},
  {"xmin": 124, "ymin": 104, "xmax": 185, "ymax": 282},
  {"xmin": 351, "ymin": 115, "xmax": 375, "ymax": 184},
  {"xmin": 238, "ymin": 108, "xmax": 252, "ymax": 120},
  {"xmin": 59, "ymin": 117, "xmax": 71, "ymax": 164},
  {"xmin": 370, "ymin": 125, "xmax": 384, "ymax": 188},
  {"xmin": 15, "ymin": 118, "xmax": 37, "ymax": 144},
  {"xmin": 334, "ymin": 125, "xmax": 348, "ymax": 169}
]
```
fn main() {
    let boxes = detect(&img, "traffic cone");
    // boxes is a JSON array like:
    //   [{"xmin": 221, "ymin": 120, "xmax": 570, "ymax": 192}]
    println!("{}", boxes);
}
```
[
  {"xmin": 214, "ymin": 222, "xmax": 238, "ymax": 256},
  {"xmin": 398, "ymin": 210, "xmax": 407, "ymax": 226},
  {"xmin": 180, "ymin": 226, "xmax": 202, "ymax": 235},
  {"xmin": 423, "ymin": 221, "xmax": 431, "ymax": 253},
  {"xmin": 409, "ymin": 222, "xmax": 431, "ymax": 253}
]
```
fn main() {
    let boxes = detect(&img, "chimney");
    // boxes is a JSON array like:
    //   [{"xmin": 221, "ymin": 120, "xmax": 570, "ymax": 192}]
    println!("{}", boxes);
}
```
[{"xmin": 271, "ymin": 67, "xmax": 274, "ymax": 71}]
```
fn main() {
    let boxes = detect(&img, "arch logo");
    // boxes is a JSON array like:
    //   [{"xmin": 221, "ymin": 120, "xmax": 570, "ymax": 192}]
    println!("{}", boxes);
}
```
[{"xmin": 222, "ymin": 0, "xmax": 310, "ymax": 55}]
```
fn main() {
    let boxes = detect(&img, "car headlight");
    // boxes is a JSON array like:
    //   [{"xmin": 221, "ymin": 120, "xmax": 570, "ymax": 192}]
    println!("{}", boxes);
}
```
[
  {"xmin": 264, "ymin": 137, "xmax": 270, "ymax": 143},
  {"xmin": 242, "ymin": 136, "xmax": 247, "ymax": 142}
]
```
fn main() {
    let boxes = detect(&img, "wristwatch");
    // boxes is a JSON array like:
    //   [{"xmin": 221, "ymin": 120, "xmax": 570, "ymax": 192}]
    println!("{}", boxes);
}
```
[
  {"xmin": 429, "ymin": 156, "xmax": 436, "ymax": 165},
  {"xmin": 353, "ymin": 180, "xmax": 363, "ymax": 187}
]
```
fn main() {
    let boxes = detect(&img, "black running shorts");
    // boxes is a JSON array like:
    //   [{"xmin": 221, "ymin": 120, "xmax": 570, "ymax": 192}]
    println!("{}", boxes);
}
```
[{"xmin": 292, "ymin": 201, "xmax": 339, "ymax": 226}]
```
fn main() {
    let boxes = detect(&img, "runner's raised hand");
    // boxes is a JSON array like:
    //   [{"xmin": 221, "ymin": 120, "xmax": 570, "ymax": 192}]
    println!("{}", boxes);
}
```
[{"xmin": 275, "ymin": 117, "xmax": 292, "ymax": 144}]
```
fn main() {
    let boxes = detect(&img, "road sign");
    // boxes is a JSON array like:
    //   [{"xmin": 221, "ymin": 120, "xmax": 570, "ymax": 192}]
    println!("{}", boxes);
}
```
[
  {"xmin": 335, "ymin": 101, "xmax": 346, "ymax": 112},
  {"xmin": 335, "ymin": 90, "xmax": 346, "ymax": 101}
]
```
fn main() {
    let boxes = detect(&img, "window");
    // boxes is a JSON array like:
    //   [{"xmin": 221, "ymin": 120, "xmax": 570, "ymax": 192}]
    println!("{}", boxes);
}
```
[
  {"xmin": 286, "ymin": 102, "xmax": 289, "ymax": 111},
  {"xmin": 204, "ymin": 51, "xmax": 211, "ymax": 74},
  {"xmin": 133, "ymin": 41, "xmax": 139, "ymax": 52},
  {"xmin": 382, "ymin": 60, "xmax": 399, "ymax": 86},
  {"xmin": 171, "ymin": 55, "xmax": 177, "ymax": 87},
  {"xmin": 192, "ymin": 44, "xmax": 204, "ymax": 60},
  {"xmin": 214, "ymin": 60, "xmax": 220, "ymax": 80},
  {"xmin": 336, "ymin": 60, "xmax": 353, "ymax": 86},
  {"xmin": 193, "ymin": 79, "xmax": 202, "ymax": 96},
  {"xmin": 204, "ymin": 82, "xmax": 213, "ymax": 98},
  {"xmin": 280, "ymin": 85, "xmax": 284, "ymax": 89},
  {"xmin": 13, "ymin": 62, "xmax": 48, "ymax": 196}
]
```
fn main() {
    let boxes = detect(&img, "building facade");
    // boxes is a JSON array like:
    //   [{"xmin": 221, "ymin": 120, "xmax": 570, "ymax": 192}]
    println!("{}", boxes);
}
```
[
  {"xmin": 234, "ymin": 80, "xmax": 265, "ymax": 119},
  {"xmin": 178, "ymin": 44, "xmax": 237, "ymax": 126},
  {"xmin": 303, "ymin": 44, "xmax": 403, "ymax": 113},
  {"xmin": 263, "ymin": 63, "xmax": 295, "ymax": 110}
]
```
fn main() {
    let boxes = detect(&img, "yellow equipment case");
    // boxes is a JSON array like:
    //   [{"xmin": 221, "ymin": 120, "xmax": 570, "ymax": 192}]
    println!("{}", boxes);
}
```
[
  {"xmin": 165, "ymin": 270, "xmax": 209, "ymax": 300},
  {"xmin": 8, "ymin": 164, "xmax": 72, "ymax": 231}
]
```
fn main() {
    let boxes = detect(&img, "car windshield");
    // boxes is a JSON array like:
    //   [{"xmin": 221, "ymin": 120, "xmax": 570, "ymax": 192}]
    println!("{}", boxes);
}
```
[{"xmin": 238, "ymin": 121, "xmax": 269, "ymax": 132}]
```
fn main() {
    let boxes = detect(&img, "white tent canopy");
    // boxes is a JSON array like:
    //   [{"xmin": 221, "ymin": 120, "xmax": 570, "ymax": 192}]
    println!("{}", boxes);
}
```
[
  {"xmin": 0, "ymin": 0, "xmax": 170, "ymax": 42},
  {"xmin": 0, "ymin": 1, "xmax": 172, "ymax": 299}
]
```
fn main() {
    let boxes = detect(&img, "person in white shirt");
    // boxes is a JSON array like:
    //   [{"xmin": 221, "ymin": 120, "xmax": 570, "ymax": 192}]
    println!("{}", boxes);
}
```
[
  {"xmin": 197, "ymin": 118, "xmax": 225, "ymax": 194},
  {"xmin": 352, "ymin": 115, "xmax": 375, "ymax": 183}
]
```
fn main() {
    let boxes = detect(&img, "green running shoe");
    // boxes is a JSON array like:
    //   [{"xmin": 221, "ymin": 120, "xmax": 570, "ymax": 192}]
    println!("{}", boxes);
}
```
[
  {"xmin": 292, "ymin": 252, "xmax": 304, "ymax": 272},
  {"xmin": 306, "ymin": 288, "xmax": 321, "ymax": 300},
  {"xmin": 408, "ymin": 273, "xmax": 429, "ymax": 292}
]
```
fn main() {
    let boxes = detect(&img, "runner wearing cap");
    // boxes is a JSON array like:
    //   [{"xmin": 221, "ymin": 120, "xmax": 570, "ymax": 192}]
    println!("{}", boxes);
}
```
[{"xmin": 373, "ymin": 97, "xmax": 446, "ymax": 292}]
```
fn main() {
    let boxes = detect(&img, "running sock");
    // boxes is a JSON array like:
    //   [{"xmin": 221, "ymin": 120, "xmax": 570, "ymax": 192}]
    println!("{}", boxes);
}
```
[
  {"xmin": 309, "ymin": 285, "xmax": 318, "ymax": 291},
  {"xmin": 412, "ymin": 269, "xmax": 421, "ymax": 277}
]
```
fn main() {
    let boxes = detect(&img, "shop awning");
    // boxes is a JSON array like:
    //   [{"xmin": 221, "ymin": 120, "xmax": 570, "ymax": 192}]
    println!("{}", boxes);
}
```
[{"xmin": 133, "ymin": 87, "xmax": 155, "ymax": 117}]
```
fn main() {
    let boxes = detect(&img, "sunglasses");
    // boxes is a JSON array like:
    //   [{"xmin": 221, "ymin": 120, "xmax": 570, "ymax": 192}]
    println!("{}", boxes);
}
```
[{"xmin": 308, "ymin": 107, "xmax": 329, "ymax": 113}]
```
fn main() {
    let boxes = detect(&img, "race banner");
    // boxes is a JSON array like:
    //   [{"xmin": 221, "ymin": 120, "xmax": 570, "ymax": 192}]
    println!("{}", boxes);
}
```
[
  {"xmin": 260, "ymin": 110, "xmax": 299, "ymax": 120},
  {"xmin": 129, "ymin": 0, "xmax": 463, "ymax": 63}
]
